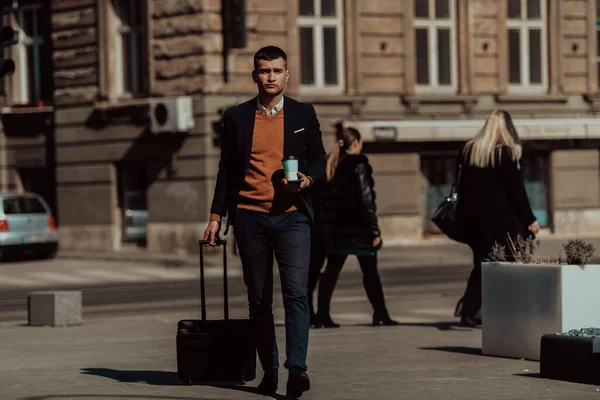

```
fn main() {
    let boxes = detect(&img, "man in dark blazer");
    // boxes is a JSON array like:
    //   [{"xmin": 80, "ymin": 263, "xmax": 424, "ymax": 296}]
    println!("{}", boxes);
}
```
[{"xmin": 203, "ymin": 46, "xmax": 326, "ymax": 398}]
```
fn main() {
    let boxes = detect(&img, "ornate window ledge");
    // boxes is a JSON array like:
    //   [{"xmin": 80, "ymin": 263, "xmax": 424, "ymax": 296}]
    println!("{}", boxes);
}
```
[
  {"xmin": 94, "ymin": 97, "xmax": 153, "ymax": 111},
  {"xmin": 0, "ymin": 106, "xmax": 55, "ymax": 132},
  {"xmin": 495, "ymin": 94, "xmax": 568, "ymax": 104},
  {"xmin": 88, "ymin": 98, "xmax": 152, "ymax": 128},
  {"xmin": 296, "ymin": 95, "xmax": 366, "ymax": 115},
  {"xmin": 0, "ymin": 105, "xmax": 54, "ymax": 115},
  {"xmin": 401, "ymin": 95, "xmax": 478, "ymax": 115},
  {"xmin": 583, "ymin": 94, "xmax": 600, "ymax": 112}
]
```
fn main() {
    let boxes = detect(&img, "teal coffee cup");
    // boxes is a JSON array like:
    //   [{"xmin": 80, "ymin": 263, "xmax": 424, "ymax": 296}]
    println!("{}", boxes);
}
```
[{"xmin": 282, "ymin": 156, "xmax": 299, "ymax": 182}]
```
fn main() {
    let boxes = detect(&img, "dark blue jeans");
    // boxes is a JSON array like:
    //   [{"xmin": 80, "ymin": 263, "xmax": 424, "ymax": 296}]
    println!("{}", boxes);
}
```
[{"xmin": 233, "ymin": 209, "xmax": 311, "ymax": 372}]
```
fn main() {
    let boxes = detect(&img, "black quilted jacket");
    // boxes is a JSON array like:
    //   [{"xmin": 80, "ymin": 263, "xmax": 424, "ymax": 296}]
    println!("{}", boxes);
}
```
[{"xmin": 318, "ymin": 154, "xmax": 381, "ymax": 252}]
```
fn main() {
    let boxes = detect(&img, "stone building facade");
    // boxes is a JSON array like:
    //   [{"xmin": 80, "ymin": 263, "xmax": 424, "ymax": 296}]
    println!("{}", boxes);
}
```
[{"xmin": 1, "ymin": 0, "xmax": 600, "ymax": 254}]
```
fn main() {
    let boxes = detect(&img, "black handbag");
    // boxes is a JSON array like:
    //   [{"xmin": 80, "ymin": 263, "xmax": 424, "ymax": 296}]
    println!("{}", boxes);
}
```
[{"xmin": 431, "ymin": 164, "xmax": 466, "ymax": 243}]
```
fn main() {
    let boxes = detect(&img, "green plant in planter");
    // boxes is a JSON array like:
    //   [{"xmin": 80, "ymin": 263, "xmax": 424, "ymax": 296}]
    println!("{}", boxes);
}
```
[{"xmin": 563, "ymin": 239, "xmax": 596, "ymax": 265}]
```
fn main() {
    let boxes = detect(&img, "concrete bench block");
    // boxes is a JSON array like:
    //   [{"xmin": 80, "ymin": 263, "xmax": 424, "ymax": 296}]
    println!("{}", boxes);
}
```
[
  {"xmin": 540, "ymin": 334, "xmax": 600, "ymax": 385},
  {"xmin": 28, "ymin": 291, "xmax": 83, "ymax": 327}
]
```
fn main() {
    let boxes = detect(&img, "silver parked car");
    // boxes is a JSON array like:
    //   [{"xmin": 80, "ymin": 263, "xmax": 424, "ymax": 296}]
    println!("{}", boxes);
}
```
[{"xmin": 0, "ymin": 192, "xmax": 59, "ymax": 260}]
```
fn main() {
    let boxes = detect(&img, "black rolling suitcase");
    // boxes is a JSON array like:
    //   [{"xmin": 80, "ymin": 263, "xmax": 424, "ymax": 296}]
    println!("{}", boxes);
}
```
[{"xmin": 176, "ymin": 239, "xmax": 256, "ymax": 384}]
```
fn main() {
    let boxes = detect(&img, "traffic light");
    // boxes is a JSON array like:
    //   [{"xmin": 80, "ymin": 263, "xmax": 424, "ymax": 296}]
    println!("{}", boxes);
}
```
[{"xmin": 0, "ymin": 0, "xmax": 18, "ymax": 78}]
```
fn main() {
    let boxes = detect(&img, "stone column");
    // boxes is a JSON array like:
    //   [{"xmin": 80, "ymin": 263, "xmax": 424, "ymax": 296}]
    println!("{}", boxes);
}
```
[
  {"xmin": 551, "ymin": 149, "xmax": 600, "ymax": 235},
  {"xmin": 370, "ymin": 153, "xmax": 422, "ymax": 243},
  {"xmin": 56, "ymin": 163, "xmax": 121, "ymax": 251}
]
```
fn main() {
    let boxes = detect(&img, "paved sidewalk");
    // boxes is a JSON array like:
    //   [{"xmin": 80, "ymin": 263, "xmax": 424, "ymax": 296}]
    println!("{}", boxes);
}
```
[{"xmin": 2, "ymin": 308, "xmax": 599, "ymax": 400}]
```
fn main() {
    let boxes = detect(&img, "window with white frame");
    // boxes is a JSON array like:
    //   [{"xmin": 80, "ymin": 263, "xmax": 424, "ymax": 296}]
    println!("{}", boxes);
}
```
[
  {"xmin": 11, "ymin": 2, "xmax": 52, "ymax": 106},
  {"xmin": 413, "ymin": 0, "xmax": 457, "ymax": 92},
  {"xmin": 507, "ymin": 0, "xmax": 547, "ymax": 91},
  {"xmin": 297, "ymin": 0, "xmax": 345, "ymax": 92},
  {"xmin": 109, "ymin": 0, "xmax": 146, "ymax": 98}
]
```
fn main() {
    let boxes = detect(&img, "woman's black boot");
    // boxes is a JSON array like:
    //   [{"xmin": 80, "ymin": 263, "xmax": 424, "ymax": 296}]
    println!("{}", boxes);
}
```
[
  {"xmin": 454, "ymin": 298, "xmax": 464, "ymax": 317},
  {"xmin": 460, "ymin": 313, "xmax": 482, "ymax": 327},
  {"xmin": 372, "ymin": 310, "xmax": 400, "ymax": 326},
  {"xmin": 314, "ymin": 312, "xmax": 340, "ymax": 328},
  {"xmin": 310, "ymin": 311, "xmax": 318, "ymax": 328}
]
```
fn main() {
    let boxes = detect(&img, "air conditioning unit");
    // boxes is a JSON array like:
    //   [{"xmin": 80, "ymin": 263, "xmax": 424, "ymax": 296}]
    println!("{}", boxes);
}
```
[{"xmin": 149, "ymin": 96, "xmax": 195, "ymax": 133}]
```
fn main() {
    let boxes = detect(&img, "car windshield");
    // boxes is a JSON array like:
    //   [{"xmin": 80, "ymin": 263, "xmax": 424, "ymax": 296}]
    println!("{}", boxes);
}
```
[
  {"xmin": 3, "ymin": 197, "xmax": 47, "ymax": 214},
  {"xmin": 126, "ymin": 193, "xmax": 147, "ymax": 211}
]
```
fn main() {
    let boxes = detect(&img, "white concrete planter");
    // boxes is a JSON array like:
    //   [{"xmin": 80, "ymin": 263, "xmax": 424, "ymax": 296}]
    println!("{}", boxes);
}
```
[{"xmin": 481, "ymin": 262, "xmax": 600, "ymax": 361}]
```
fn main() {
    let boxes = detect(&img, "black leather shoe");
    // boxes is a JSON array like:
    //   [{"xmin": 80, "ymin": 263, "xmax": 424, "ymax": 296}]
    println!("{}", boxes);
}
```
[
  {"xmin": 460, "ymin": 314, "xmax": 482, "ymax": 328},
  {"xmin": 314, "ymin": 313, "xmax": 340, "ymax": 328},
  {"xmin": 372, "ymin": 311, "xmax": 400, "ymax": 326},
  {"xmin": 454, "ymin": 298, "xmax": 464, "ymax": 317},
  {"xmin": 286, "ymin": 367, "xmax": 310, "ymax": 398},
  {"xmin": 309, "ymin": 311, "xmax": 317, "ymax": 328},
  {"xmin": 256, "ymin": 369, "xmax": 278, "ymax": 395}
]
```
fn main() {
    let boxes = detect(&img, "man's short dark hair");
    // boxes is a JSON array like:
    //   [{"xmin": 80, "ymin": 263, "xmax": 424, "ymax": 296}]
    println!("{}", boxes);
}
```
[{"xmin": 253, "ymin": 46, "xmax": 287, "ymax": 71}]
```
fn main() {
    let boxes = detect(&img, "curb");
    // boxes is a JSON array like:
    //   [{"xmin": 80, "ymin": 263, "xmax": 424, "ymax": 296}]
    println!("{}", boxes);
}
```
[
  {"xmin": 57, "ymin": 251, "xmax": 205, "ymax": 268},
  {"xmin": 56, "ymin": 234, "xmax": 600, "ymax": 269}
]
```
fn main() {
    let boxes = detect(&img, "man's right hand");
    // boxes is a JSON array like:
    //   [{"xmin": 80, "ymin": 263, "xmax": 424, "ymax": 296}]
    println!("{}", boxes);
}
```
[{"xmin": 203, "ymin": 220, "xmax": 221, "ymax": 247}]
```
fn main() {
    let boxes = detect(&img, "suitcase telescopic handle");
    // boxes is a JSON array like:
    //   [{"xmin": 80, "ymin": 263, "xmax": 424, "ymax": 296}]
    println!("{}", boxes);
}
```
[{"xmin": 198, "ymin": 239, "xmax": 229, "ymax": 321}]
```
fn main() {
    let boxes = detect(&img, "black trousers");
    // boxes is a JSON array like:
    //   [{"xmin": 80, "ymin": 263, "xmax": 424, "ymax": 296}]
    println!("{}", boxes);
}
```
[
  {"xmin": 233, "ymin": 209, "xmax": 311, "ymax": 371},
  {"xmin": 307, "ymin": 231, "xmax": 327, "ymax": 317},
  {"xmin": 316, "ymin": 253, "xmax": 387, "ymax": 315}
]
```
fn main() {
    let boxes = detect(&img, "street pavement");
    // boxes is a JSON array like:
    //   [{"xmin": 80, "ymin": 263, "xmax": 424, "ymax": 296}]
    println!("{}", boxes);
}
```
[
  {"xmin": 1, "ymin": 236, "xmax": 600, "ymax": 398},
  {"xmin": 2, "ymin": 279, "xmax": 600, "ymax": 399}
]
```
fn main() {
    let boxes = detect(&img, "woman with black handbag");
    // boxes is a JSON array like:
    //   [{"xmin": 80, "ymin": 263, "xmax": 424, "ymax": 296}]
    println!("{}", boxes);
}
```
[
  {"xmin": 312, "ymin": 126, "xmax": 399, "ymax": 328},
  {"xmin": 455, "ymin": 110, "xmax": 539, "ymax": 327}
]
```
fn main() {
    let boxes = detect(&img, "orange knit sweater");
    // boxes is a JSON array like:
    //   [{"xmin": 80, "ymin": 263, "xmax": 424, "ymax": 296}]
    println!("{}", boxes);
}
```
[{"xmin": 210, "ymin": 109, "xmax": 296, "ymax": 223}]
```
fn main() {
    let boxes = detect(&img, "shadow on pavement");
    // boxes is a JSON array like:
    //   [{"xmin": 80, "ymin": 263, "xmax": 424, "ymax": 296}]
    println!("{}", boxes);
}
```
[
  {"xmin": 354, "ymin": 321, "xmax": 476, "ymax": 331},
  {"xmin": 514, "ymin": 372, "xmax": 543, "ymax": 379},
  {"xmin": 20, "ymin": 395, "xmax": 212, "ymax": 400},
  {"xmin": 0, "ymin": 250, "xmax": 47, "ymax": 264},
  {"xmin": 79, "ymin": 368, "xmax": 293, "ymax": 399},
  {"xmin": 81, "ymin": 368, "xmax": 181, "ymax": 385},
  {"xmin": 303, "ymin": 321, "xmax": 474, "ymax": 331},
  {"xmin": 419, "ymin": 346, "xmax": 482, "ymax": 356}
]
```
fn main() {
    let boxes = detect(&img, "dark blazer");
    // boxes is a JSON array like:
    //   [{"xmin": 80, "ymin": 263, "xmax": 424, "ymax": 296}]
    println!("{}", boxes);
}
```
[
  {"xmin": 457, "ymin": 145, "xmax": 536, "ymax": 257},
  {"xmin": 210, "ymin": 95, "xmax": 326, "ymax": 232},
  {"xmin": 319, "ymin": 154, "xmax": 381, "ymax": 252}
]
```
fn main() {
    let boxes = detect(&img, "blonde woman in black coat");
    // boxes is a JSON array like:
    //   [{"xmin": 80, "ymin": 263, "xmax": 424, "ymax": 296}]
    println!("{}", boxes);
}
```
[
  {"xmin": 313, "ymin": 127, "xmax": 399, "ymax": 328},
  {"xmin": 455, "ymin": 110, "xmax": 539, "ymax": 327}
]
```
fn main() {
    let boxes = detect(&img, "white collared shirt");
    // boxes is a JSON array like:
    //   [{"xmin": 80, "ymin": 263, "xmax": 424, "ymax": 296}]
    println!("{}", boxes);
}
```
[{"xmin": 256, "ymin": 96, "xmax": 284, "ymax": 117}]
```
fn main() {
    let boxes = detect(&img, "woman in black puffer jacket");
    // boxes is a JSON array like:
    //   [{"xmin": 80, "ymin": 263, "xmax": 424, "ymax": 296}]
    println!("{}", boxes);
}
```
[{"xmin": 313, "ymin": 126, "xmax": 398, "ymax": 328}]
